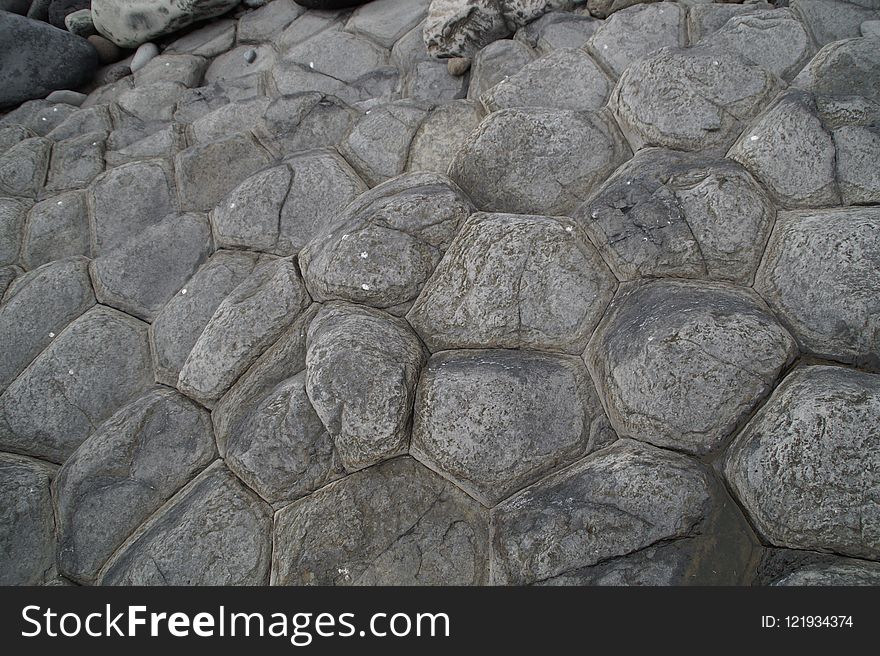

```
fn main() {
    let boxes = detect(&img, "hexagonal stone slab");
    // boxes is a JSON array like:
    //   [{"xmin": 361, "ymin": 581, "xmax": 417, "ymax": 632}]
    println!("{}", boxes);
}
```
[
  {"xmin": 412, "ymin": 349, "xmax": 615, "ymax": 506},
  {"xmin": 514, "ymin": 11, "xmax": 600, "ymax": 53},
  {"xmin": 345, "ymin": 0, "xmax": 430, "ymax": 49},
  {"xmin": 238, "ymin": 0, "xmax": 305, "ymax": 44},
  {"xmin": 467, "ymin": 38, "xmax": 535, "ymax": 102},
  {"xmin": 178, "ymin": 257, "xmax": 311, "ymax": 407},
  {"xmin": 254, "ymin": 93, "xmax": 361, "ymax": 156},
  {"xmin": 0, "ymin": 306, "xmax": 154, "ymax": 463},
  {"xmin": 47, "ymin": 105, "xmax": 113, "ymax": 142},
  {"xmin": 833, "ymin": 114, "xmax": 880, "ymax": 205},
  {"xmin": 408, "ymin": 213, "xmax": 615, "ymax": 353},
  {"xmin": 45, "ymin": 131, "xmax": 106, "ymax": 193},
  {"xmin": 0, "ymin": 453, "xmax": 57, "ymax": 585},
  {"xmin": 150, "ymin": 250, "xmax": 261, "ymax": 387},
  {"xmin": 91, "ymin": 213, "xmax": 213, "ymax": 322},
  {"xmin": 99, "ymin": 461, "xmax": 273, "ymax": 585},
  {"xmin": 20, "ymin": 191, "xmax": 91, "ymax": 269},
  {"xmin": 0, "ymin": 137, "xmax": 51, "ymax": 197},
  {"xmin": 792, "ymin": 36, "xmax": 880, "ymax": 104},
  {"xmin": 211, "ymin": 165, "xmax": 292, "ymax": 252},
  {"xmin": 113, "ymin": 82, "xmax": 188, "ymax": 123},
  {"xmin": 480, "ymin": 48, "xmax": 612, "ymax": 113},
  {"xmin": 574, "ymin": 148, "xmax": 776, "ymax": 284},
  {"xmin": 300, "ymin": 172, "xmax": 474, "ymax": 311},
  {"xmin": 0, "ymin": 257, "xmax": 95, "ymax": 393},
  {"xmin": 166, "ymin": 18, "xmax": 236, "ymax": 58},
  {"xmin": 133, "ymin": 54, "xmax": 208, "ymax": 89},
  {"xmin": 448, "ymin": 107, "xmax": 631, "ymax": 215},
  {"xmin": 610, "ymin": 45, "xmax": 783, "ymax": 153},
  {"xmin": 53, "ymin": 389, "xmax": 216, "ymax": 583},
  {"xmin": 0, "ymin": 197, "xmax": 29, "ymax": 266},
  {"xmin": 305, "ymin": 302, "xmax": 426, "ymax": 471},
  {"xmin": 724, "ymin": 366, "xmax": 880, "ymax": 560},
  {"xmin": 755, "ymin": 206, "xmax": 880, "ymax": 370},
  {"xmin": 407, "ymin": 100, "xmax": 483, "ymax": 174},
  {"xmin": 272, "ymin": 456, "xmax": 489, "ymax": 585},
  {"xmin": 491, "ymin": 439, "xmax": 714, "ymax": 585},
  {"xmin": 586, "ymin": 280, "xmax": 797, "ymax": 455},
  {"xmin": 189, "ymin": 97, "xmax": 272, "ymax": 144},
  {"xmin": 283, "ymin": 30, "xmax": 391, "ymax": 84}
]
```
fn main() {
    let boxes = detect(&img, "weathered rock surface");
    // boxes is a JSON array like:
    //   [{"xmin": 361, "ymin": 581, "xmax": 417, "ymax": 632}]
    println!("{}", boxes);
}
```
[
  {"xmin": 0, "ymin": 137, "xmax": 51, "ymax": 197},
  {"xmin": 20, "ymin": 192, "xmax": 91, "ymax": 270}
]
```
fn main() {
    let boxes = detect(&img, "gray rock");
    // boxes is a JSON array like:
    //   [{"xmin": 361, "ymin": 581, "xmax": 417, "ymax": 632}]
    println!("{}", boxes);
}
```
[
  {"xmin": 165, "ymin": 19, "xmax": 237, "ymax": 58},
  {"xmin": 0, "ymin": 197, "xmax": 29, "ymax": 266},
  {"xmin": 467, "ymin": 38, "xmax": 535, "ymax": 102},
  {"xmin": 0, "ymin": 305, "xmax": 154, "ymax": 463},
  {"xmin": 189, "ymin": 97, "xmax": 272, "ymax": 144},
  {"xmin": 178, "ymin": 257, "xmax": 311, "ymax": 406},
  {"xmin": 88, "ymin": 159, "xmax": 178, "ymax": 256},
  {"xmin": 105, "ymin": 123, "xmax": 188, "ymax": 166},
  {"xmin": 791, "ymin": 0, "xmax": 879, "ymax": 47},
  {"xmin": 283, "ymin": 29, "xmax": 392, "ymax": 84},
  {"xmin": 150, "ymin": 250, "xmax": 260, "ymax": 387},
  {"xmin": 254, "ymin": 93, "xmax": 361, "ymax": 156},
  {"xmin": 407, "ymin": 100, "xmax": 483, "ymax": 174},
  {"xmin": 45, "ymin": 131, "xmax": 106, "ymax": 193},
  {"xmin": 272, "ymin": 456, "xmax": 489, "ymax": 585},
  {"xmin": 408, "ymin": 213, "xmax": 615, "ymax": 353},
  {"xmin": 0, "ymin": 453, "xmax": 57, "ymax": 585},
  {"xmin": 53, "ymin": 388, "xmax": 216, "ymax": 583},
  {"xmin": 724, "ymin": 365, "xmax": 880, "ymax": 560},
  {"xmin": 273, "ymin": 10, "xmax": 347, "ymax": 52},
  {"xmin": 91, "ymin": 0, "xmax": 241, "ymax": 48},
  {"xmin": 610, "ymin": 45, "xmax": 784, "ymax": 153},
  {"xmin": 792, "ymin": 36, "xmax": 880, "ymax": 104},
  {"xmin": 755, "ymin": 207, "xmax": 880, "ymax": 370},
  {"xmin": 225, "ymin": 370, "xmax": 345, "ymax": 505},
  {"xmin": 514, "ymin": 11, "xmax": 600, "ymax": 53},
  {"xmin": 0, "ymin": 12, "xmax": 99, "ymax": 108},
  {"xmin": 99, "ymin": 461, "xmax": 273, "ymax": 585},
  {"xmin": 413, "ymin": 349, "xmax": 614, "ymax": 506},
  {"xmin": 82, "ymin": 75, "xmax": 132, "ymax": 108},
  {"xmin": 0, "ymin": 265, "xmax": 21, "ymax": 299},
  {"xmin": 586, "ymin": 279, "xmax": 797, "ymax": 456},
  {"xmin": 64, "ymin": 9, "xmax": 96, "ymax": 38},
  {"xmin": 423, "ymin": 0, "xmax": 509, "ymax": 58},
  {"xmin": 447, "ymin": 57, "xmax": 471, "ymax": 76},
  {"xmin": 772, "ymin": 561, "xmax": 880, "ymax": 586},
  {"xmin": 174, "ymin": 132, "xmax": 272, "ymax": 212},
  {"xmin": 448, "ymin": 107, "xmax": 631, "ymax": 215},
  {"xmin": 1, "ymin": 0, "xmax": 32, "ymax": 14},
  {"xmin": 21, "ymin": 192, "xmax": 90, "ymax": 269},
  {"xmin": 346, "ymin": 0, "xmax": 430, "ymax": 48},
  {"xmin": 113, "ymin": 82, "xmax": 188, "ymax": 123},
  {"xmin": 402, "ymin": 58, "xmax": 470, "ymax": 105},
  {"xmin": 239, "ymin": 0, "xmax": 304, "ymax": 44},
  {"xmin": 834, "ymin": 121, "xmax": 880, "ymax": 205},
  {"xmin": 45, "ymin": 89, "xmax": 87, "ymax": 107},
  {"xmin": 0, "ymin": 257, "xmax": 95, "ymax": 394},
  {"xmin": 340, "ymin": 100, "xmax": 431, "ymax": 186},
  {"xmin": 173, "ymin": 83, "xmax": 238, "ymax": 124},
  {"xmin": 863, "ymin": 19, "xmax": 880, "ymax": 36},
  {"xmin": 305, "ymin": 302, "xmax": 426, "ymax": 471},
  {"xmin": 587, "ymin": 2, "xmax": 686, "ymax": 78},
  {"xmin": 481, "ymin": 47, "xmax": 611, "ymax": 112},
  {"xmin": 87, "ymin": 34, "xmax": 123, "ymax": 65},
  {"xmin": 0, "ymin": 99, "xmax": 77, "ymax": 136},
  {"xmin": 0, "ymin": 125, "xmax": 35, "ymax": 156},
  {"xmin": 491, "ymin": 439, "xmax": 714, "ymax": 585},
  {"xmin": 130, "ymin": 42, "xmax": 159, "ymax": 73},
  {"xmin": 133, "ymin": 54, "xmax": 208, "ymax": 88},
  {"xmin": 90, "ymin": 213, "xmax": 213, "ymax": 322},
  {"xmin": 46, "ymin": 105, "xmax": 113, "ymax": 141},
  {"xmin": 300, "ymin": 172, "xmax": 474, "ymax": 310},
  {"xmin": 211, "ymin": 165, "xmax": 291, "ymax": 252},
  {"xmin": 574, "ymin": 148, "xmax": 777, "ymax": 284},
  {"xmin": 0, "ymin": 137, "xmax": 51, "ymax": 197},
  {"xmin": 687, "ymin": 3, "xmax": 773, "ymax": 43}
]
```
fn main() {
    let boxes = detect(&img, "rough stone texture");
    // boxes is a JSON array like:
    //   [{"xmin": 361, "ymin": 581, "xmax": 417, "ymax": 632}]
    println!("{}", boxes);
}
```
[
  {"xmin": 792, "ymin": 36, "xmax": 880, "ymax": 104},
  {"xmin": 53, "ymin": 389, "xmax": 216, "ymax": 583},
  {"xmin": 491, "ymin": 439, "xmax": 714, "ymax": 585},
  {"xmin": 0, "ymin": 137, "xmax": 51, "ymax": 198},
  {"xmin": 610, "ymin": 45, "xmax": 784, "ymax": 153},
  {"xmin": 754, "ymin": 207, "xmax": 880, "ymax": 370},
  {"xmin": 133, "ymin": 54, "xmax": 208, "ymax": 89},
  {"xmin": 210, "ymin": 165, "xmax": 291, "ymax": 252},
  {"xmin": 301, "ymin": 172, "xmax": 474, "ymax": 310},
  {"xmin": 0, "ymin": 453, "xmax": 57, "ymax": 585},
  {"xmin": 238, "ymin": 0, "xmax": 305, "ymax": 44},
  {"xmin": 0, "ymin": 306, "xmax": 154, "ymax": 463},
  {"xmin": 99, "ymin": 461, "xmax": 273, "ymax": 585},
  {"xmin": 272, "ymin": 456, "xmax": 489, "ymax": 585},
  {"xmin": 407, "ymin": 100, "xmax": 483, "ymax": 173},
  {"xmin": 178, "ymin": 257, "xmax": 310, "ymax": 406},
  {"xmin": 91, "ymin": 213, "xmax": 213, "ymax": 322},
  {"xmin": 467, "ymin": 38, "xmax": 535, "ymax": 102},
  {"xmin": 791, "ymin": 0, "xmax": 880, "ymax": 47},
  {"xmin": 448, "ymin": 107, "xmax": 631, "ymax": 215},
  {"xmin": 254, "ymin": 93, "xmax": 361, "ymax": 156},
  {"xmin": 586, "ymin": 280, "xmax": 797, "ymax": 456},
  {"xmin": 189, "ymin": 97, "xmax": 271, "ymax": 144},
  {"xmin": 771, "ymin": 560, "xmax": 880, "ymax": 586},
  {"xmin": 165, "ymin": 19, "xmax": 236, "ymax": 58},
  {"xmin": 0, "ymin": 197, "xmax": 29, "ymax": 266},
  {"xmin": 20, "ymin": 192, "xmax": 90, "ymax": 269},
  {"xmin": 45, "ymin": 131, "xmax": 106, "ymax": 193},
  {"xmin": 514, "ymin": 10, "xmax": 600, "ymax": 52},
  {"xmin": 346, "ymin": 0, "xmax": 430, "ymax": 48},
  {"xmin": 0, "ymin": 257, "xmax": 95, "ymax": 394},
  {"xmin": 574, "ymin": 148, "xmax": 777, "ymax": 284},
  {"xmin": 724, "ymin": 366, "xmax": 880, "ymax": 560},
  {"xmin": 408, "ymin": 213, "xmax": 615, "ymax": 353},
  {"xmin": 413, "ymin": 349, "xmax": 615, "ymax": 506},
  {"xmin": 305, "ymin": 303, "xmax": 426, "ymax": 471},
  {"xmin": 687, "ymin": 3, "xmax": 773, "ymax": 43}
]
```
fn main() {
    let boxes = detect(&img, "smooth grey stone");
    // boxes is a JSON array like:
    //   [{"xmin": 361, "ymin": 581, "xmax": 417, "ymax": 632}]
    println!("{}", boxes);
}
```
[
  {"xmin": 587, "ymin": 2, "xmax": 686, "ymax": 78},
  {"xmin": 283, "ymin": 28, "xmax": 392, "ymax": 84},
  {"xmin": 586, "ymin": 0, "xmax": 651, "ymax": 19},
  {"xmin": 610, "ymin": 44, "xmax": 783, "ymax": 153},
  {"xmin": 165, "ymin": 19, "xmax": 237, "ymax": 58},
  {"xmin": 211, "ymin": 164, "xmax": 292, "ymax": 252},
  {"xmin": 0, "ymin": 453, "xmax": 57, "ymax": 585},
  {"xmin": 305, "ymin": 302, "xmax": 426, "ymax": 471},
  {"xmin": 46, "ymin": 105, "xmax": 112, "ymax": 141},
  {"xmin": 0, "ymin": 196, "xmax": 29, "ymax": 265},
  {"xmin": 300, "ymin": 171, "xmax": 474, "ymax": 310},
  {"xmin": 205, "ymin": 44, "xmax": 277, "ymax": 86},
  {"xmin": 225, "ymin": 370, "xmax": 344, "ymax": 505},
  {"xmin": 407, "ymin": 100, "xmax": 483, "ymax": 174},
  {"xmin": 345, "ymin": 0, "xmax": 430, "ymax": 48},
  {"xmin": 792, "ymin": 36, "xmax": 880, "ymax": 104},
  {"xmin": 26, "ymin": 0, "xmax": 51, "ymax": 20},
  {"xmin": 91, "ymin": 213, "xmax": 213, "ymax": 322},
  {"xmin": 0, "ymin": 136, "xmax": 51, "ymax": 197},
  {"xmin": 173, "ymin": 83, "xmax": 237, "ymax": 124},
  {"xmin": 272, "ymin": 456, "xmax": 489, "ymax": 585},
  {"xmin": 791, "ymin": 0, "xmax": 879, "ymax": 46},
  {"xmin": 88, "ymin": 159, "xmax": 177, "ymax": 255},
  {"xmin": 238, "ymin": 0, "xmax": 305, "ymax": 43},
  {"xmin": 772, "ymin": 560, "xmax": 880, "ymax": 586},
  {"xmin": 481, "ymin": 47, "xmax": 611, "ymax": 112},
  {"xmin": 45, "ymin": 131, "xmax": 106, "ymax": 193},
  {"xmin": 129, "ymin": 42, "xmax": 159, "ymax": 73},
  {"xmin": 87, "ymin": 34, "xmax": 123, "ymax": 65},
  {"xmin": 64, "ymin": 9, "xmax": 96, "ymax": 38},
  {"xmin": 467, "ymin": 38, "xmax": 535, "ymax": 102},
  {"xmin": 687, "ymin": 3, "xmax": 773, "ymax": 43},
  {"xmin": 99, "ymin": 461, "xmax": 273, "ymax": 585},
  {"xmin": 0, "ymin": 99, "xmax": 77, "ymax": 136},
  {"xmin": 53, "ymin": 388, "xmax": 216, "ymax": 583},
  {"xmin": 0, "ymin": 305, "xmax": 154, "ymax": 463},
  {"xmin": 755, "ymin": 206, "xmax": 880, "ymax": 369},
  {"xmin": 82, "ymin": 76, "xmax": 133, "ymax": 109},
  {"xmin": 21, "ymin": 191, "xmax": 90, "ymax": 270},
  {"xmin": 174, "ymin": 133, "xmax": 273, "ymax": 212},
  {"xmin": 150, "ymin": 250, "xmax": 260, "ymax": 387},
  {"xmin": 575, "ymin": 148, "xmax": 777, "ymax": 284},
  {"xmin": 0, "ymin": 0, "xmax": 32, "ymax": 14},
  {"xmin": 0, "ymin": 125, "xmax": 35, "ymax": 156},
  {"xmin": 105, "ymin": 123, "xmax": 188, "ymax": 166},
  {"xmin": 0, "ymin": 257, "xmax": 95, "ymax": 393},
  {"xmin": 728, "ymin": 91, "xmax": 840, "ymax": 208},
  {"xmin": 724, "ymin": 366, "xmax": 880, "ymax": 560},
  {"xmin": 863, "ymin": 19, "xmax": 880, "ymax": 36},
  {"xmin": 412, "ymin": 349, "xmax": 615, "ymax": 506},
  {"xmin": 45, "ymin": 89, "xmax": 87, "ymax": 106},
  {"xmin": 255, "ymin": 93, "xmax": 361, "ymax": 155},
  {"xmin": 0, "ymin": 265, "xmax": 21, "ymax": 299},
  {"xmin": 514, "ymin": 11, "xmax": 600, "ymax": 53},
  {"xmin": 188, "ymin": 96, "xmax": 272, "ymax": 144},
  {"xmin": 113, "ymin": 82, "xmax": 188, "ymax": 123},
  {"xmin": 340, "ymin": 99, "xmax": 430, "ymax": 186},
  {"xmin": 408, "ymin": 213, "xmax": 615, "ymax": 354},
  {"xmin": 448, "ymin": 107, "xmax": 631, "ymax": 215},
  {"xmin": 133, "ymin": 54, "xmax": 208, "ymax": 88},
  {"xmin": 491, "ymin": 439, "xmax": 714, "ymax": 585},
  {"xmin": 402, "ymin": 58, "xmax": 469, "ymax": 104},
  {"xmin": 273, "ymin": 10, "xmax": 346, "ymax": 52},
  {"xmin": 586, "ymin": 279, "xmax": 797, "ymax": 456},
  {"xmin": 179, "ymin": 257, "xmax": 311, "ymax": 407}
]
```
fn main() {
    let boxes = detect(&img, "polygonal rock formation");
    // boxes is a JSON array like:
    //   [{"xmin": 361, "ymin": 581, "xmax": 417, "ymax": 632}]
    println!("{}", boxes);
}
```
[
  {"xmin": 792, "ymin": 36, "xmax": 880, "ymax": 104},
  {"xmin": 20, "ymin": 191, "xmax": 91, "ymax": 269}
]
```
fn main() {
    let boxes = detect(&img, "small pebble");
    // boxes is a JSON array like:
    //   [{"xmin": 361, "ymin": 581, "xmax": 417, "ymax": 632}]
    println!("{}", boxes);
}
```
[
  {"xmin": 130, "ymin": 42, "xmax": 159, "ymax": 73},
  {"xmin": 244, "ymin": 48, "xmax": 257, "ymax": 64},
  {"xmin": 447, "ymin": 57, "xmax": 472, "ymax": 77},
  {"xmin": 64, "ymin": 8, "xmax": 97, "ymax": 39}
]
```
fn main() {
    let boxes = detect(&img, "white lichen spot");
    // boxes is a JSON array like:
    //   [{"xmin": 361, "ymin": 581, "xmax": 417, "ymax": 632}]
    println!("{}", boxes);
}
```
[
  {"xmin": 360, "ymin": 251, "xmax": 368, "ymax": 259},
  {"xmin": 591, "ymin": 209, "xmax": 599, "ymax": 219},
  {"xmin": 565, "ymin": 226, "xmax": 573, "ymax": 233},
  {"xmin": 48, "ymin": 332, "xmax": 55, "ymax": 338},
  {"xmin": 603, "ymin": 44, "xmax": 608, "ymax": 50},
  {"xmin": 68, "ymin": 369, "xmax": 74, "ymax": 375},
  {"xmin": 41, "ymin": 117, "xmax": 47, "ymax": 121},
  {"xmin": 750, "ymin": 135, "xmax": 759, "ymax": 141},
  {"xmin": 341, "ymin": 234, "xmax": 349, "ymax": 241},
  {"xmin": 53, "ymin": 107, "xmax": 58, "ymax": 112},
  {"xmin": 309, "ymin": 61, "xmax": 315, "ymax": 69},
  {"xmin": 181, "ymin": 288, "xmax": 187, "ymax": 295},
  {"xmin": 361, "ymin": 283, "xmax": 370, "ymax": 291},
  {"xmin": 230, "ymin": 202, "xmax": 236, "ymax": 209},
  {"xmin": 57, "ymin": 201, "xmax": 63, "ymax": 206}
]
